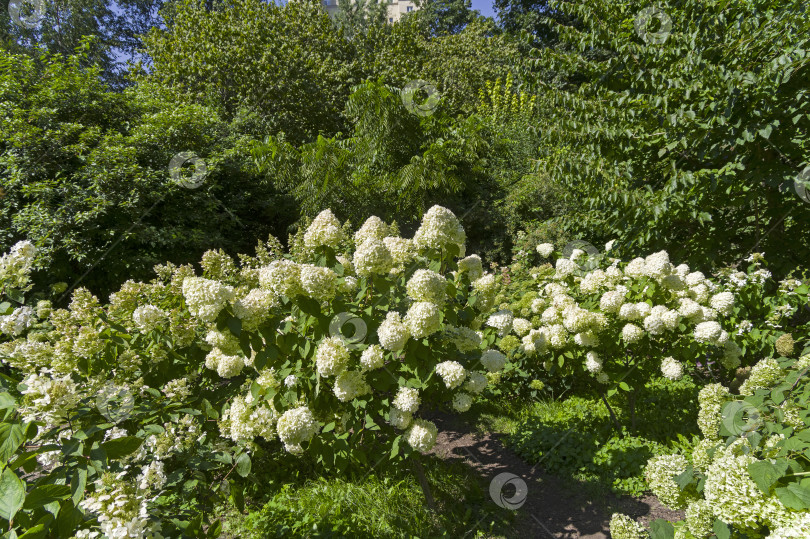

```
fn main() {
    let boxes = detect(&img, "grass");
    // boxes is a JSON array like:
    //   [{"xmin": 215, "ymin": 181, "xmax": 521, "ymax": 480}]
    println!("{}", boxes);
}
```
[{"xmin": 220, "ymin": 458, "xmax": 514, "ymax": 538}]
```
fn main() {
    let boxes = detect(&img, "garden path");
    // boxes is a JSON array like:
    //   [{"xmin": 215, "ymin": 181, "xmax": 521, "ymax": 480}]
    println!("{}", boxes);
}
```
[{"xmin": 427, "ymin": 413, "xmax": 683, "ymax": 538}]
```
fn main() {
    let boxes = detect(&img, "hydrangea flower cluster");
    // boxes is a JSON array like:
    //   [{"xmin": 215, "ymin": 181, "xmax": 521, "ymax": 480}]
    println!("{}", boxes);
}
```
[{"xmin": 508, "ymin": 246, "xmax": 744, "ymax": 385}]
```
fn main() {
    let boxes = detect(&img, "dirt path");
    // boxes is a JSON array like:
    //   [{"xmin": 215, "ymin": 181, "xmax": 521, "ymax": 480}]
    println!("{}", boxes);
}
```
[{"xmin": 427, "ymin": 413, "xmax": 684, "ymax": 538}]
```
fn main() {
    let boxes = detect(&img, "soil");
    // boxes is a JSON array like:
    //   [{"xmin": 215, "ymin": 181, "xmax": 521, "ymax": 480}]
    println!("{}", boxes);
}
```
[{"xmin": 426, "ymin": 412, "xmax": 684, "ymax": 539}]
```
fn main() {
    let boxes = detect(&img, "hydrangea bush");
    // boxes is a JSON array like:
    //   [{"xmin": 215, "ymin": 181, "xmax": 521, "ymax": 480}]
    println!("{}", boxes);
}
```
[
  {"xmin": 610, "ymin": 352, "xmax": 810, "ymax": 539},
  {"xmin": 494, "ymin": 242, "xmax": 808, "ymax": 428},
  {"xmin": 0, "ymin": 206, "xmax": 502, "ymax": 537}
]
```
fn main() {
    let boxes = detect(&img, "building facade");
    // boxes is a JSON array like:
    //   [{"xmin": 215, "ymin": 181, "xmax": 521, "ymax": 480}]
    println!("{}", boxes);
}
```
[{"xmin": 322, "ymin": 0, "xmax": 419, "ymax": 24}]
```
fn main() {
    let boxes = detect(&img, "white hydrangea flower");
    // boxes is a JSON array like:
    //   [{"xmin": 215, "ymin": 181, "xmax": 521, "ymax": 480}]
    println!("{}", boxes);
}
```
[
  {"xmin": 406, "ymin": 269, "xmax": 447, "ymax": 306},
  {"xmin": 685, "ymin": 271, "xmax": 706, "ymax": 287},
  {"xmin": 445, "ymin": 325, "xmax": 482, "ymax": 352},
  {"xmin": 622, "ymin": 324, "xmax": 644, "ymax": 344},
  {"xmin": 678, "ymin": 298, "xmax": 704, "ymax": 320},
  {"xmin": 480, "ymin": 349, "xmax": 506, "ymax": 373},
  {"xmin": 512, "ymin": 318, "xmax": 532, "ymax": 337},
  {"xmin": 739, "ymin": 358, "xmax": 784, "ymax": 396},
  {"xmin": 604, "ymin": 240, "xmax": 616, "ymax": 252},
  {"xmin": 0, "ymin": 306, "xmax": 35, "ymax": 336},
  {"xmin": 315, "ymin": 336, "xmax": 350, "ymax": 377},
  {"xmin": 660, "ymin": 357, "xmax": 684, "ymax": 380},
  {"xmin": 645, "ymin": 454, "xmax": 690, "ymax": 510},
  {"xmin": 354, "ymin": 216, "xmax": 390, "ymax": 245},
  {"xmin": 393, "ymin": 386, "xmax": 420, "ymax": 413},
  {"xmin": 435, "ymin": 361, "xmax": 467, "ymax": 389},
  {"xmin": 452, "ymin": 392, "xmax": 473, "ymax": 412},
  {"xmin": 643, "ymin": 251, "xmax": 672, "ymax": 279},
  {"xmin": 599, "ymin": 290, "xmax": 625, "ymax": 313},
  {"xmin": 545, "ymin": 324, "xmax": 568, "ymax": 348},
  {"xmin": 704, "ymin": 452, "xmax": 790, "ymax": 530},
  {"xmin": 232, "ymin": 288, "xmax": 278, "ymax": 329},
  {"xmin": 709, "ymin": 291, "xmax": 735, "ymax": 316},
  {"xmin": 333, "ymin": 370, "xmax": 371, "ymax": 402},
  {"xmin": 624, "ymin": 258, "xmax": 646, "ymax": 278},
  {"xmin": 693, "ymin": 321, "xmax": 725, "ymax": 345},
  {"xmin": 284, "ymin": 375, "xmax": 297, "ymax": 387},
  {"xmin": 383, "ymin": 236, "xmax": 414, "ymax": 266},
  {"xmin": 131, "ymin": 305, "xmax": 166, "ymax": 333},
  {"xmin": 643, "ymin": 313, "xmax": 665, "ymax": 336},
  {"xmin": 690, "ymin": 284, "xmax": 710, "ymax": 304},
  {"xmin": 258, "ymin": 259, "xmax": 302, "ymax": 298},
  {"xmin": 531, "ymin": 297, "xmax": 546, "ymax": 313},
  {"xmin": 574, "ymin": 330, "xmax": 599, "ymax": 348},
  {"xmin": 609, "ymin": 514, "xmax": 647, "ymax": 539},
  {"xmin": 353, "ymin": 239, "xmax": 393, "ymax": 276},
  {"xmin": 472, "ymin": 273, "xmax": 496, "ymax": 297},
  {"xmin": 580, "ymin": 269, "xmax": 608, "ymax": 293},
  {"xmin": 536, "ymin": 243, "xmax": 554, "ymax": 258},
  {"xmin": 377, "ymin": 311, "xmax": 410, "ymax": 351},
  {"xmin": 463, "ymin": 371, "xmax": 488, "ymax": 394},
  {"xmin": 303, "ymin": 209, "xmax": 342, "ymax": 248},
  {"xmin": 216, "ymin": 353, "xmax": 245, "ymax": 378},
  {"xmin": 277, "ymin": 407, "xmax": 319, "ymax": 454},
  {"xmin": 360, "ymin": 344, "xmax": 385, "ymax": 370},
  {"xmin": 299, "ymin": 264, "xmax": 338, "ymax": 302},
  {"xmin": 412, "ymin": 205, "xmax": 466, "ymax": 253},
  {"xmin": 661, "ymin": 309, "xmax": 680, "ymax": 331},
  {"xmin": 405, "ymin": 418, "xmax": 438, "ymax": 453},
  {"xmin": 555, "ymin": 258, "xmax": 578, "ymax": 278},
  {"xmin": 697, "ymin": 383, "xmax": 730, "ymax": 439},
  {"xmin": 389, "ymin": 407, "xmax": 412, "ymax": 429},
  {"xmin": 486, "ymin": 309, "xmax": 514, "ymax": 336},
  {"xmin": 137, "ymin": 460, "xmax": 167, "ymax": 491},
  {"xmin": 585, "ymin": 351, "xmax": 602, "ymax": 373},
  {"xmin": 768, "ymin": 511, "xmax": 810, "ymax": 539},
  {"xmin": 181, "ymin": 276, "xmax": 235, "ymax": 322},
  {"xmin": 457, "ymin": 255, "xmax": 484, "ymax": 280},
  {"xmin": 341, "ymin": 276, "xmax": 359, "ymax": 294},
  {"xmin": 404, "ymin": 302, "xmax": 441, "ymax": 338}
]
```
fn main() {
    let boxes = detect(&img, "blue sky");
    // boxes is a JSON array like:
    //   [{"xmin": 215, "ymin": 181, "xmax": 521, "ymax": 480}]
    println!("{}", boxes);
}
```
[{"xmin": 471, "ymin": 0, "xmax": 497, "ymax": 19}]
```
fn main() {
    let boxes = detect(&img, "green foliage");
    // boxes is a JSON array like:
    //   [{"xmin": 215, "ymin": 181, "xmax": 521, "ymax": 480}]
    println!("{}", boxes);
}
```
[
  {"xmin": 0, "ymin": 48, "xmax": 293, "ymax": 299},
  {"xmin": 630, "ymin": 352, "xmax": 810, "ymax": 538},
  {"xmin": 332, "ymin": 0, "xmax": 388, "ymax": 39},
  {"xmin": 141, "ymin": 0, "xmax": 361, "ymax": 144},
  {"xmin": 228, "ymin": 461, "xmax": 505, "ymax": 538},
  {"xmin": 525, "ymin": 0, "xmax": 810, "ymax": 277},
  {"xmin": 507, "ymin": 379, "xmax": 700, "ymax": 497}
]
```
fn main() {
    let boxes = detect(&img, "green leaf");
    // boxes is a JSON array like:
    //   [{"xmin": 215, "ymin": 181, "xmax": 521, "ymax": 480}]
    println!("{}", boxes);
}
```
[
  {"xmin": 775, "ymin": 483, "xmax": 810, "ymax": 510},
  {"xmin": 227, "ymin": 316, "xmax": 242, "ymax": 337},
  {"xmin": 101, "ymin": 436, "xmax": 143, "ymax": 459},
  {"xmin": 23, "ymin": 484, "xmax": 71, "ymax": 509},
  {"xmin": 0, "ymin": 468, "xmax": 25, "ymax": 521},
  {"xmin": 56, "ymin": 500, "xmax": 83, "ymax": 536},
  {"xmin": 235, "ymin": 452, "xmax": 251, "ymax": 477},
  {"xmin": 649, "ymin": 519, "xmax": 674, "ymax": 539},
  {"xmin": 747, "ymin": 460, "xmax": 788, "ymax": 494},
  {"xmin": 71, "ymin": 466, "xmax": 87, "ymax": 505},
  {"xmin": 0, "ymin": 393, "xmax": 16, "ymax": 410},
  {"xmin": 229, "ymin": 479, "xmax": 244, "ymax": 512},
  {"xmin": 0, "ymin": 423, "xmax": 26, "ymax": 464},
  {"xmin": 713, "ymin": 519, "xmax": 731, "ymax": 539},
  {"xmin": 673, "ymin": 465, "xmax": 694, "ymax": 489}
]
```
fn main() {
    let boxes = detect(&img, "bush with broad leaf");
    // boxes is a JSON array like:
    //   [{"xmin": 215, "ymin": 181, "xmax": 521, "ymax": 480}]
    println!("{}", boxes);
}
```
[{"xmin": 0, "ymin": 206, "xmax": 504, "ymax": 537}]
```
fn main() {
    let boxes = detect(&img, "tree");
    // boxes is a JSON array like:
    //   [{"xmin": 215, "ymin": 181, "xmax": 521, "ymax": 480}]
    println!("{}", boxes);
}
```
[
  {"xmin": 141, "ymin": 0, "xmax": 362, "ymax": 144},
  {"xmin": 523, "ymin": 0, "xmax": 810, "ymax": 276},
  {"xmin": 332, "ymin": 0, "xmax": 387, "ymax": 39},
  {"xmin": 0, "ymin": 48, "xmax": 294, "ymax": 299},
  {"xmin": 414, "ymin": 0, "xmax": 479, "ymax": 36}
]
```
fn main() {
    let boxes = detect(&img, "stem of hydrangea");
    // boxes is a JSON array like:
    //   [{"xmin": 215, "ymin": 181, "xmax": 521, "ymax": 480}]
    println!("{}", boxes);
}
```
[
  {"xmin": 412, "ymin": 455, "xmax": 436, "ymax": 512},
  {"xmin": 598, "ymin": 391, "xmax": 623, "ymax": 435}
]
